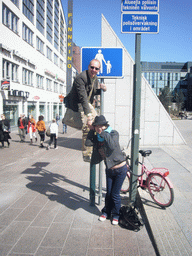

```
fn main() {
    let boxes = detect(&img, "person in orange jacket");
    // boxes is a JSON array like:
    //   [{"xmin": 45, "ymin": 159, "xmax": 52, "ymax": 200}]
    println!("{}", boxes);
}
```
[
  {"xmin": 36, "ymin": 115, "xmax": 46, "ymax": 148},
  {"xmin": 28, "ymin": 115, "xmax": 37, "ymax": 144}
]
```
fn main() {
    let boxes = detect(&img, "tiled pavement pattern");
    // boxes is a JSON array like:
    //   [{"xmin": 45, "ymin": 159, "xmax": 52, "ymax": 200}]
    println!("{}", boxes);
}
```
[{"xmin": 0, "ymin": 120, "xmax": 192, "ymax": 255}]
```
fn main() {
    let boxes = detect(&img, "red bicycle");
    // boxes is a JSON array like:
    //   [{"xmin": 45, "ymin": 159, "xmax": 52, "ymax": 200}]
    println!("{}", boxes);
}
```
[{"xmin": 121, "ymin": 150, "xmax": 174, "ymax": 208}]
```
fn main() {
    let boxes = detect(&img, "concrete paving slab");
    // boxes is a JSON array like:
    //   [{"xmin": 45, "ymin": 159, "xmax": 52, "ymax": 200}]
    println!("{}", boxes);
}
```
[
  {"xmin": 10, "ymin": 226, "xmax": 48, "ymax": 254},
  {"xmin": 4, "ymin": 123, "xmax": 192, "ymax": 255},
  {"xmin": 0, "ymin": 221, "xmax": 30, "ymax": 246},
  {"xmin": 62, "ymin": 229, "xmax": 91, "ymax": 255},
  {"xmin": 40, "ymin": 223, "xmax": 70, "ymax": 248}
]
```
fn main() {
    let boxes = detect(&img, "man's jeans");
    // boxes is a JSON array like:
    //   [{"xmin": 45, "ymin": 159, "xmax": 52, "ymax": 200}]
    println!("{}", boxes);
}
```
[
  {"xmin": 63, "ymin": 124, "xmax": 67, "ymax": 133},
  {"xmin": 102, "ymin": 164, "xmax": 127, "ymax": 219},
  {"xmin": 19, "ymin": 128, "xmax": 25, "ymax": 141}
]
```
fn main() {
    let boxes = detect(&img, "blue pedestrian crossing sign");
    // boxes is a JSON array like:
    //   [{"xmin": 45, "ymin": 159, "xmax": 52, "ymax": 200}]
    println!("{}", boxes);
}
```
[{"xmin": 81, "ymin": 47, "xmax": 123, "ymax": 78}]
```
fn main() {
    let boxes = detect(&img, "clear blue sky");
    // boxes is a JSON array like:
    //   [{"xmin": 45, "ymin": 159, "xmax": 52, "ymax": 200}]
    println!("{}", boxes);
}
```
[{"xmin": 61, "ymin": 0, "xmax": 192, "ymax": 63}]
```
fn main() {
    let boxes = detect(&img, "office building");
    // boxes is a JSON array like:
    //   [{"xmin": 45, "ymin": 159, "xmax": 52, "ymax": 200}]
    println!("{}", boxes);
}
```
[
  {"xmin": 141, "ymin": 61, "xmax": 192, "ymax": 110},
  {"xmin": 0, "ymin": 0, "xmax": 72, "ymax": 127}
]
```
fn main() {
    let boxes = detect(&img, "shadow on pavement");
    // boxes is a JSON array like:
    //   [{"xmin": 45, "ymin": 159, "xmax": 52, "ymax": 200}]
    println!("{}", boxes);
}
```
[
  {"xmin": 42, "ymin": 137, "xmax": 82, "ymax": 151},
  {"xmin": 140, "ymin": 196, "xmax": 165, "ymax": 210},
  {"xmin": 136, "ymin": 192, "xmax": 161, "ymax": 256},
  {"xmin": 22, "ymin": 162, "xmax": 101, "ymax": 215}
]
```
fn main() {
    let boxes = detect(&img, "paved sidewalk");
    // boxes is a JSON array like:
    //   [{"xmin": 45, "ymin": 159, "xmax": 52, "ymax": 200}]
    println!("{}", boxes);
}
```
[
  {"xmin": 139, "ymin": 120, "xmax": 192, "ymax": 256},
  {"xmin": 139, "ymin": 146, "xmax": 192, "ymax": 256},
  {"xmin": 0, "ymin": 126, "xmax": 155, "ymax": 256},
  {"xmin": 0, "ymin": 121, "xmax": 192, "ymax": 255}
]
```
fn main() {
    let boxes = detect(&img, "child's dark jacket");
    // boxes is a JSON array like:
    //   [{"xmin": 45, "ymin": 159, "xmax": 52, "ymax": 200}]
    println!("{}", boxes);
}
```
[{"xmin": 85, "ymin": 129, "xmax": 126, "ymax": 170}]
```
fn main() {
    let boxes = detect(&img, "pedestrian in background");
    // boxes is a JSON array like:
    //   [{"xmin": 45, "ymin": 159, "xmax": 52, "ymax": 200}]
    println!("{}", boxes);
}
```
[
  {"xmin": 56, "ymin": 114, "xmax": 60, "ymax": 126},
  {"xmin": 18, "ymin": 114, "xmax": 27, "ymax": 142},
  {"xmin": 0, "ymin": 118, "xmax": 4, "ymax": 148},
  {"xmin": 62, "ymin": 117, "xmax": 67, "ymax": 134},
  {"xmin": 0, "ymin": 114, "xmax": 11, "ymax": 148},
  {"xmin": 47, "ymin": 119, "xmax": 58, "ymax": 150},
  {"xmin": 24, "ymin": 114, "xmax": 28, "ymax": 135},
  {"xmin": 36, "ymin": 115, "xmax": 46, "ymax": 148},
  {"xmin": 66, "ymin": 59, "xmax": 107, "ymax": 162},
  {"xmin": 28, "ymin": 115, "xmax": 37, "ymax": 144},
  {"xmin": 85, "ymin": 115, "xmax": 128, "ymax": 225}
]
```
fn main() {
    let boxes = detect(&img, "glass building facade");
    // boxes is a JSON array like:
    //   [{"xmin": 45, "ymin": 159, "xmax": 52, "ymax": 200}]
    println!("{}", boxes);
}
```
[{"xmin": 141, "ymin": 61, "xmax": 192, "ymax": 110}]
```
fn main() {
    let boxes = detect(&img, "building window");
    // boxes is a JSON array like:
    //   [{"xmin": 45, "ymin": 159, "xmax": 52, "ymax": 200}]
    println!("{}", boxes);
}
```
[
  {"xmin": 59, "ymin": 84, "xmax": 63, "ymax": 94},
  {"xmin": 151, "ymin": 72, "xmax": 155, "ymax": 87},
  {"xmin": 46, "ymin": 78, "xmax": 52, "ymax": 91},
  {"xmin": 160, "ymin": 73, "xmax": 163, "ymax": 80},
  {"xmin": 54, "ymin": 53, "xmax": 58, "ymax": 66},
  {"xmin": 11, "ymin": 0, "xmax": 19, "ymax": 8},
  {"xmin": 22, "ymin": 0, "xmax": 34, "ymax": 23},
  {"xmin": 60, "ymin": 59, "xmax": 64, "ymax": 70},
  {"xmin": 23, "ymin": 23, "xmax": 34, "ymax": 46},
  {"xmin": 46, "ymin": 46, "xmax": 52, "ymax": 61},
  {"xmin": 54, "ymin": 82, "xmax": 58, "ymax": 92},
  {"xmin": 3, "ymin": 4, "xmax": 19, "ymax": 34},
  {"xmin": 46, "ymin": 0, "xmax": 53, "ymax": 43},
  {"xmin": 36, "ymin": 36, "xmax": 44, "ymax": 54},
  {"xmin": 11, "ymin": 63, "xmax": 19, "ymax": 82},
  {"xmin": 3, "ymin": 60, "xmax": 10, "ymax": 80},
  {"xmin": 175, "ymin": 73, "xmax": 178, "ymax": 81},
  {"xmin": 3, "ymin": 59, "xmax": 19, "ymax": 82},
  {"xmin": 22, "ymin": 68, "xmax": 33, "ymax": 86},
  {"xmin": 36, "ymin": 74, "xmax": 44, "ymax": 89},
  {"xmin": 167, "ymin": 72, "xmax": 170, "ymax": 87},
  {"xmin": 36, "ymin": 0, "xmax": 45, "ymax": 35},
  {"xmin": 54, "ymin": 0, "xmax": 59, "ymax": 50},
  {"xmin": 60, "ymin": 14, "xmax": 65, "ymax": 56}
]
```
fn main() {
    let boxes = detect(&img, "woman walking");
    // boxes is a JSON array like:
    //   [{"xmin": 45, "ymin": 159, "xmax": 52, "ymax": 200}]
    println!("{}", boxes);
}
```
[
  {"xmin": 0, "ymin": 114, "xmax": 11, "ymax": 148},
  {"xmin": 28, "ymin": 115, "xmax": 37, "ymax": 144},
  {"xmin": 36, "ymin": 115, "xmax": 46, "ymax": 148}
]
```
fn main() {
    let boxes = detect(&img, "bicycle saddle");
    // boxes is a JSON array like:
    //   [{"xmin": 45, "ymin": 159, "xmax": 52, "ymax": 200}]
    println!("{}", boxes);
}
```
[{"xmin": 139, "ymin": 150, "xmax": 152, "ymax": 157}]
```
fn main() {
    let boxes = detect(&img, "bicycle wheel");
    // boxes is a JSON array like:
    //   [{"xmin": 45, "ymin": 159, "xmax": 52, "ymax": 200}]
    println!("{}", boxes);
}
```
[
  {"xmin": 147, "ymin": 173, "xmax": 174, "ymax": 207},
  {"xmin": 121, "ymin": 173, "xmax": 130, "ymax": 193}
]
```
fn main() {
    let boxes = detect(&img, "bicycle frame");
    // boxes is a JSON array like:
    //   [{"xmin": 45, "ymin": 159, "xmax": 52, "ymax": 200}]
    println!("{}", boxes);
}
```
[
  {"xmin": 138, "ymin": 164, "xmax": 174, "ymax": 189},
  {"xmin": 123, "ymin": 150, "xmax": 174, "ymax": 207},
  {"xmin": 126, "ymin": 152, "xmax": 174, "ymax": 189}
]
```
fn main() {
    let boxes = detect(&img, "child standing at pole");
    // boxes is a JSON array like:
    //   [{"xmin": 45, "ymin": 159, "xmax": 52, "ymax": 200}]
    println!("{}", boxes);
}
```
[{"xmin": 85, "ymin": 115, "xmax": 128, "ymax": 225}]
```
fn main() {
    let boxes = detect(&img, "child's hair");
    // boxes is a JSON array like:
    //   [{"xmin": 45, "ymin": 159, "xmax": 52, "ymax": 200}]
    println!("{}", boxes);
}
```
[
  {"xmin": 52, "ymin": 119, "xmax": 56, "ymax": 122},
  {"xmin": 39, "ymin": 115, "xmax": 44, "ymax": 121}
]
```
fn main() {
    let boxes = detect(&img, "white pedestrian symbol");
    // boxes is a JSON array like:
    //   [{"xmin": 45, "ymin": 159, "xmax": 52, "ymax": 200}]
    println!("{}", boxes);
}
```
[
  {"xmin": 95, "ymin": 49, "xmax": 112, "ymax": 74},
  {"xmin": 106, "ymin": 60, "xmax": 112, "ymax": 74}
]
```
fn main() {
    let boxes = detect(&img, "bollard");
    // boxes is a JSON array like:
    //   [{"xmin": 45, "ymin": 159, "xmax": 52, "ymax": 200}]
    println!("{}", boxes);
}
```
[
  {"xmin": 98, "ymin": 161, "xmax": 104, "ymax": 205},
  {"xmin": 90, "ymin": 163, "xmax": 96, "ymax": 206}
]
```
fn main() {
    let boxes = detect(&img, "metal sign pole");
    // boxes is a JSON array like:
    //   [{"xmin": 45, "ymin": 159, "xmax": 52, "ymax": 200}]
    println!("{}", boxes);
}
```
[
  {"xmin": 98, "ymin": 78, "xmax": 104, "ymax": 205},
  {"xmin": 90, "ymin": 79, "xmax": 104, "ymax": 206},
  {"xmin": 90, "ymin": 163, "xmax": 96, "ymax": 206},
  {"xmin": 121, "ymin": 0, "xmax": 159, "ymax": 206},
  {"xmin": 130, "ymin": 33, "xmax": 141, "ymax": 205}
]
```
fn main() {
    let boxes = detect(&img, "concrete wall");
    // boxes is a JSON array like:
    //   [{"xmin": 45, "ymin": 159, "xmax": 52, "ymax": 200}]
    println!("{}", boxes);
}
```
[{"xmin": 101, "ymin": 15, "xmax": 185, "ymax": 147}]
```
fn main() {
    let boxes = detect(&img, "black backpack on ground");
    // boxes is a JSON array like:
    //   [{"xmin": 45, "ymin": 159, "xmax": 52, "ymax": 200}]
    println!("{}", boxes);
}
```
[{"xmin": 119, "ymin": 204, "xmax": 144, "ymax": 232}]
